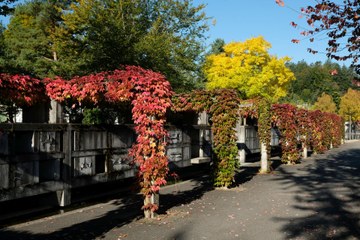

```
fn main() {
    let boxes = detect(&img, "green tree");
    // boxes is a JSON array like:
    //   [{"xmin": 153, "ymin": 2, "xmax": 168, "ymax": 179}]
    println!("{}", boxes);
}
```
[
  {"xmin": 203, "ymin": 36, "xmax": 295, "ymax": 102},
  {"xmin": 283, "ymin": 60, "xmax": 357, "ymax": 107},
  {"xmin": 197, "ymin": 38, "xmax": 225, "ymax": 89},
  {"xmin": 3, "ymin": 0, "xmax": 209, "ymax": 92},
  {"xmin": 3, "ymin": 0, "xmax": 72, "ymax": 78},
  {"xmin": 0, "ymin": 23, "xmax": 6, "ymax": 68},
  {"xmin": 312, "ymin": 92, "xmax": 337, "ymax": 113},
  {"xmin": 207, "ymin": 38, "xmax": 225, "ymax": 55},
  {"xmin": 55, "ymin": 0, "xmax": 209, "ymax": 92}
]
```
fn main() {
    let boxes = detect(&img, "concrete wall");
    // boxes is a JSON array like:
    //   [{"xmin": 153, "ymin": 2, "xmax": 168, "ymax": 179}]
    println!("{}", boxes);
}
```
[
  {"xmin": 0, "ymin": 122, "xmax": 210, "ymax": 205},
  {"xmin": 0, "ymin": 113, "xmax": 279, "ymax": 206}
]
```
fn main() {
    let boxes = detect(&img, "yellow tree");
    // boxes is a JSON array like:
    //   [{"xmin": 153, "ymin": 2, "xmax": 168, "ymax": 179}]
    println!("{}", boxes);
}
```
[
  {"xmin": 313, "ymin": 93, "xmax": 337, "ymax": 113},
  {"xmin": 203, "ymin": 36, "xmax": 295, "ymax": 102},
  {"xmin": 339, "ymin": 88, "xmax": 360, "ymax": 139},
  {"xmin": 339, "ymin": 88, "xmax": 360, "ymax": 121}
]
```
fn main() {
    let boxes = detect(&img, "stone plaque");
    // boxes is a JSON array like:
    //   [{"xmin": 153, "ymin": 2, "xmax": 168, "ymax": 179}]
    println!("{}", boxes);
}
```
[
  {"xmin": 109, "ymin": 154, "xmax": 131, "ymax": 172},
  {"xmin": 74, "ymin": 157, "xmax": 95, "ymax": 176}
]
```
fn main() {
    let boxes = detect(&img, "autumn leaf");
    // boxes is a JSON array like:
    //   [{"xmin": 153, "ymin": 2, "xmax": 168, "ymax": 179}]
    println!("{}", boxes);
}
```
[{"xmin": 275, "ymin": 0, "xmax": 284, "ymax": 7}]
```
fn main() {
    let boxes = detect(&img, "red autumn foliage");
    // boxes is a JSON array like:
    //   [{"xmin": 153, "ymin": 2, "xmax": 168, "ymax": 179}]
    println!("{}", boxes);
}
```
[
  {"xmin": 272, "ymin": 104, "xmax": 343, "ymax": 162},
  {"xmin": 287, "ymin": 0, "xmax": 360, "ymax": 73},
  {"xmin": 275, "ymin": 0, "xmax": 284, "ymax": 7},
  {"xmin": 309, "ymin": 110, "xmax": 343, "ymax": 153},
  {"xmin": 272, "ymin": 104, "xmax": 300, "ymax": 164},
  {"xmin": 0, "ymin": 73, "xmax": 47, "ymax": 106},
  {"xmin": 45, "ymin": 65, "xmax": 173, "ymax": 213}
]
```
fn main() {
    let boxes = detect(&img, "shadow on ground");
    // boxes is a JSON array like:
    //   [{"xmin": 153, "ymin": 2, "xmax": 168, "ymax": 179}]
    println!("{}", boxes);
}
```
[
  {"xmin": 232, "ymin": 155, "xmax": 283, "ymax": 188},
  {"xmin": 0, "ymin": 174, "xmax": 213, "ymax": 239},
  {"xmin": 0, "ymin": 159, "xmax": 264, "ymax": 239},
  {"xmin": 158, "ymin": 175, "xmax": 213, "ymax": 215},
  {"xmin": 272, "ymin": 144, "xmax": 360, "ymax": 239},
  {"xmin": 0, "ymin": 195, "xmax": 143, "ymax": 240}
]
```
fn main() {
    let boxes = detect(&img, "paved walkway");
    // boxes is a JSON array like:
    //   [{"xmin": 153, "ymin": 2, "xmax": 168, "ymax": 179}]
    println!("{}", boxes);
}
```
[{"xmin": 1, "ymin": 141, "xmax": 360, "ymax": 240}]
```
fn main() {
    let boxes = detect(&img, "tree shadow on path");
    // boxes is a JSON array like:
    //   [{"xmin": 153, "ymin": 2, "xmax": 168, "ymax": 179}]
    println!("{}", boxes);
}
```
[
  {"xmin": 0, "ymin": 175, "xmax": 212, "ymax": 240},
  {"xmin": 0, "ymin": 194, "xmax": 144, "ymax": 240},
  {"xmin": 272, "ymin": 142, "xmax": 360, "ymax": 240}
]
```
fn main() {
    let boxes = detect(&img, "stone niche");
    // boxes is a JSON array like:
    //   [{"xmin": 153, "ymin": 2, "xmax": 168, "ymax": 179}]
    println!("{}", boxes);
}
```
[
  {"xmin": 39, "ymin": 158, "xmax": 61, "ymax": 181},
  {"xmin": 168, "ymin": 129, "xmax": 182, "ymax": 145},
  {"xmin": 166, "ymin": 128, "xmax": 191, "ymax": 167},
  {"xmin": 13, "ymin": 161, "xmax": 39, "ymax": 187},
  {"xmin": 167, "ymin": 128, "xmax": 184, "ymax": 162},
  {"xmin": 109, "ymin": 126, "xmax": 135, "ymax": 149},
  {"xmin": 76, "ymin": 131, "xmax": 108, "ymax": 150},
  {"xmin": 108, "ymin": 153, "xmax": 132, "ymax": 172},
  {"xmin": 39, "ymin": 131, "xmax": 58, "ymax": 152},
  {"xmin": 74, "ymin": 157, "xmax": 95, "ymax": 176},
  {"xmin": 13, "ymin": 131, "xmax": 35, "ymax": 153}
]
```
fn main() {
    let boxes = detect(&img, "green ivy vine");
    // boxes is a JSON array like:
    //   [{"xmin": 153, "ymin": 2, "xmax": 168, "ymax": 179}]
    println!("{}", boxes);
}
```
[{"xmin": 173, "ymin": 89, "xmax": 241, "ymax": 188}]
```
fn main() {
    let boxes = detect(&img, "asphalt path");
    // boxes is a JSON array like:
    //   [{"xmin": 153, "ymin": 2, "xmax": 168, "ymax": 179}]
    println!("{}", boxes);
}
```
[{"xmin": 1, "ymin": 140, "xmax": 360, "ymax": 240}]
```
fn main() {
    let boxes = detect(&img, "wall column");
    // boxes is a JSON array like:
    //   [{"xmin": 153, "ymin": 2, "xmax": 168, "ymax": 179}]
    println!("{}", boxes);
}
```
[
  {"xmin": 57, "ymin": 124, "xmax": 72, "ymax": 207},
  {"xmin": 237, "ymin": 117, "xmax": 246, "ymax": 164},
  {"xmin": 260, "ymin": 142, "xmax": 270, "ymax": 173},
  {"xmin": 49, "ymin": 100, "xmax": 64, "ymax": 123}
]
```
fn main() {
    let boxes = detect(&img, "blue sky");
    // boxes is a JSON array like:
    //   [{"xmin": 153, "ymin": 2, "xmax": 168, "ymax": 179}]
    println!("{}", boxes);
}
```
[{"xmin": 193, "ymin": 0, "xmax": 351, "ymax": 66}]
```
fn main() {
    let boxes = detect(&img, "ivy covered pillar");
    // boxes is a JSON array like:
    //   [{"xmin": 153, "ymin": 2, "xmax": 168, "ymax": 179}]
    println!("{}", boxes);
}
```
[
  {"xmin": 144, "ymin": 191, "xmax": 159, "ymax": 219},
  {"xmin": 258, "ymin": 99, "xmax": 271, "ymax": 173},
  {"xmin": 45, "ymin": 66, "xmax": 173, "ymax": 218}
]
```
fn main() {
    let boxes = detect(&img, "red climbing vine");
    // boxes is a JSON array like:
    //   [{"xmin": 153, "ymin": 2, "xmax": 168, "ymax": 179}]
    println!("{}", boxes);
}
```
[
  {"xmin": 296, "ymin": 108, "xmax": 312, "ymax": 152},
  {"xmin": 271, "ymin": 105, "xmax": 343, "ymax": 162},
  {"xmin": 0, "ymin": 73, "xmax": 47, "ymax": 122},
  {"xmin": 272, "ymin": 104, "xmax": 301, "ymax": 164},
  {"xmin": 45, "ymin": 66, "xmax": 173, "ymax": 216}
]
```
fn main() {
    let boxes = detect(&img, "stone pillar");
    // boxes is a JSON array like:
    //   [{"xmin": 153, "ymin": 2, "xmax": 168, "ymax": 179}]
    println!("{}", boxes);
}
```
[
  {"xmin": 197, "ymin": 111, "xmax": 207, "ymax": 125},
  {"xmin": 57, "ymin": 124, "xmax": 72, "ymax": 207},
  {"xmin": 144, "ymin": 193, "xmax": 159, "ymax": 219},
  {"xmin": 0, "ymin": 130, "xmax": 9, "ymax": 188},
  {"xmin": 303, "ymin": 145, "xmax": 308, "ymax": 159},
  {"xmin": 199, "ymin": 130, "xmax": 205, "ymax": 158},
  {"xmin": 198, "ymin": 111, "xmax": 208, "ymax": 158},
  {"xmin": 57, "ymin": 188, "xmax": 71, "ymax": 207},
  {"xmin": 237, "ymin": 117, "xmax": 246, "ymax": 164},
  {"xmin": 49, "ymin": 100, "xmax": 64, "ymax": 123},
  {"xmin": 260, "ymin": 142, "xmax": 269, "ymax": 173}
]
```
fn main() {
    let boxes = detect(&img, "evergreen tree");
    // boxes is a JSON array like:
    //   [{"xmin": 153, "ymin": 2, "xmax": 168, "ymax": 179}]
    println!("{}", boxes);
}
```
[
  {"xmin": 283, "ymin": 60, "xmax": 357, "ymax": 107},
  {"xmin": 3, "ymin": 0, "xmax": 72, "ymax": 77}
]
